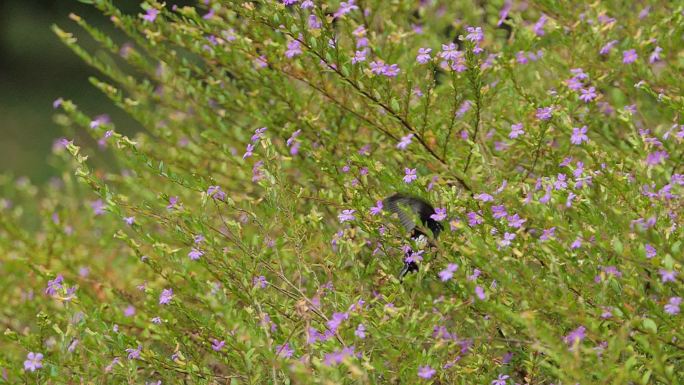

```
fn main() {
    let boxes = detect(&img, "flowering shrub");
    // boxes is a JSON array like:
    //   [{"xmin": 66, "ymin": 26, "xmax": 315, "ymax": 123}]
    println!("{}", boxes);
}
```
[{"xmin": 1, "ymin": 0, "xmax": 683, "ymax": 383}]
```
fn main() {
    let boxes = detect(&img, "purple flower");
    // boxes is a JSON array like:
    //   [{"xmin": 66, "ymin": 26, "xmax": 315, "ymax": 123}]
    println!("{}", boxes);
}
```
[
  {"xmin": 249, "ymin": 276, "xmax": 266, "ymax": 289},
  {"xmin": 536, "ymin": 107, "xmax": 553, "ymax": 121},
  {"xmin": 167, "ymin": 196, "xmax": 181, "ymax": 210},
  {"xmin": 45, "ymin": 275, "xmax": 64, "ymax": 296},
  {"xmin": 355, "ymin": 324, "xmax": 366, "ymax": 339},
  {"xmin": 124, "ymin": 305, "xmax": 136, "ymax": 317},
  {"xmin": 499, "ymin": 232, "xmax": 516, "ymax": 247},
  {"xmin": 338, "ymin": 209, "xmax": 356, "ymax": 223},
  {"xmin": 665, "ymin": 297, "xmax": 682, "ymax": 315},
  {"xmin": 23, "ymin": 352, "xmax": 43, "ymax": 372},
  {"xmin": 159, "ymin": 288, "xmax": 173, "ymax": 305},
  {"xmin": 465, "ymin": 26, "xmax": 484, "ymax": 42},
  {"xmin": 370, "ymin": 200, "xmax": 383, "ymax": 215},
  {"xmin": 475, "ymin": 285, "xmax": 486, "ymax": 300},
  {"xmin": 383, "ymin": 64, "xmax": 400, "ymax": 77},
  {"xmin": 417, "ymin": 365, "xmax": 436, "ymax": 379},
  {"xmin": 509, "ymin": 123, "xmax": 524, "ymax": 138},
  {"xmin": 564, "ymin": 326, "xmax": 586, "ymax": 348},
  {"xmin": 90, "ymin": 199, "xmax": 106, "ymax": 215},
  {"xmin": 467, "ymin": 211, "xmax": 484, "ymax": 226},
  {"xmin": 600, "ymin": 40, "xmax": 618, "ymax": 55},
  {"xmin": 251, "ymin": 127, "xmax": 267, "ymax": 143},
  {"xmin": 416, "ymin": 48, "xmax": 432, "ymax": 64},
  {"xmin": 430, "ymin": 208, "xmax": 447, "ymax": 221},
  {"xmin": 475, "ymin": 193, "xmax": 494, "ymax": 202},
  {"xmin": 440, "ymin": 43, "xmax": 460, "ymax": 61},
  {"xmin": 533, "ymin": 14, "xmax": 547, "ymax": 36},
  {"xmin": 659, "ymin": 269, "xmax": 677, "ymax": 283},
  {"xmin": 492, "ymin": 374, "xmax": 510, "ymax": 385},
  {"xmin": 207, "ymin": 185, "xmax": 226, "ymax": 201},
  {"xmin": 275, "ymin": 343, "xmax": 293, "ymax": 358},
  {"xmin": 438, "ymin": 263, "xmax": 459, "ymax": 281},
  {"xmin": 243, "ymin": 143, "xmax": 255, "ymax": 159},
  {"xmin": 151, "ymin": 317, "xmax": 162, "ymax": 324},
  {"xmin": 645, "ymin": 150, "xmax": 668, "ymax": 166},
  {"xmin": 580, "ymin": 87, "xmax": 597, "ymax": 103},
  {"xmin": 649, "ymin": 46, "xmax": 662, "ymax": 63},
  {"xmin": 540, "ymin": 227, "xmax": 556, "ymax": 241},
  {"xmin": 282, "ymin": 0, "xmax": 298, "ymax": 5},
  {"xmin": 571, "ymin": 126, "xmax": 589, "ymax": 145},
  {"xmin": 334, "ymin": 0, "xmax": 358, "ymax": 18},
  {"xmin": 126, "ymin": 345, "xmax": 142, "ymax": 360},
  {"xmin": 188, "ymin": 248, "xmax": 203, "ymax": 260},
  {"xmin": 623, "ymin": 49, "xmax": 638, "ymax": 64},
  {"xmin": 491, "ymin": 205, "xmax": 507, "ymax": 219},
  {"xmin": 308, "ymin": 14, "xmax": 321, "ymax": 29},
  {"xmin": 507, "ymin": 214, "xmax": 526, "ymax": 228},
  {"xmin": 123, "ymin": 216, "xmax": 135, "ymax": 225},
  {"xmin": 141, "ymin": 8, "xmax": 159, "ymax": 22},
  {"xmin": 208, "ymin": 338, "xmax": 225, "ymax": 351},
  {"xmin": 89, "ymin": 115, "xmax": 110, "ymax": 129},
  {"xmin": 352, "ymin": 49, "xmax": 367, "ymax": 64},
  {"xmin": 323, "ymin": 346, "xmax": 357, "ymax": 366},
  {"xmin": 285, "ymin": 39, "xmax": 302, "ymax": 58},
  {"xmin": 403, "ymin": 168, "xmax": 417, "ymax": 183},
  {"xmin": 397, "ymin": 133, "xmax": 414, "ymax": 149}
]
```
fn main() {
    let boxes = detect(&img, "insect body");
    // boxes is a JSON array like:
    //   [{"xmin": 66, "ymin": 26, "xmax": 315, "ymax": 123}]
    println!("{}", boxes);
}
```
[{"xmin": 383, "ymin": 193, "xmax": 443, "ymax": 281}]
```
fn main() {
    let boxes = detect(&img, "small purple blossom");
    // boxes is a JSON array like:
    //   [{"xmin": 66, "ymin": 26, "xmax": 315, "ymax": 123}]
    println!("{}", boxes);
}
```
[
  {"xmin": 352, "ymin": 49, "xmax": 367, "ymax": 64},
  {"xmin": 141, "ymin": 8, "xmax": 159, "ymax": 23},
  {"xmin": 492, "ymin": 374, "xmax": 510, "ymax": 385},
  {"xmin": 499, "ymin": 232, "xmax": 516, "ymax": 247},
  {"xmin": 475, "ymin": 193, "xmax": 494, "ymax": 202},
  {"xmin": 623, "ymin": 49, "xmax": 638, "ymax": 64},
  {"xmin": 338, "ymin": 209, "xmax": 356, "ymax": 223},
  {"xmin": 370, "ymin": 200, "xmax": 383, "ymax": 215},
  {"xmin": 403, "ymin": 168, "xmax": 417, "ymax": 183},
  {"xmin": 475, "ymin": 285, "xmax": 486, "ymax": 300},
  {"xmin": 45, "ymin": 275, "xmax": 64, "ymax": 296},
  {"xmin": 334, "ymin": 0, "xmax": 358, "ymax": 18},
  {"xmin": 564, "ymin": 326, "xmax": 586, "ymax": 348},
  {"xmin": 439, "ymin": 263, "xmax": 459, "ymax": 281},
  {"xmin": 659, "ymin": 269, "xmax": 677, "ymax": 283},
  {"xmin": 417, "ymin": 365, "xmax": 436, "ymax": 379},
  {"xmin": 275, "ymin": 343, "xmax": 294, "ymax": 358},
  {"xmin": 207, "ymin": 185, "xmax": 226, "ymax": 201},
  {"xmin": 355, "ymin": 324, "xmax": 366, "ymax": 339},
  {"xmin": 23, "ymin": 352, "xmax": 43, "ymax": 372},
  {"xmin": 664, "ymin": 297, "xmax": 681, "ymax": 315},
  {"xmin": 188, "ymin": 248, "xmax": 203, "ymax": 260},
  {"xmin": 600, "ymin": 41, "xmax": 618, "ymax": 56},
  {"xmin": 533, "ymin": 14, "xmax": 547, "ymax": 36},
  {"xmin": 90, "ymin": 199, "xmax": 106, "ymax": 215},
  {"xmin": 416, "ymin": 48, "xmax": 432, "ymax": 64},
  {"xmin": 397, "ymin": 133, "xmax": 414, "ymax": 149},
  {"xmin": 540, "ymin": 227, "xmax": 556, "ymax": 241},
  {"xmin": 159, "ymin": 288, "xmax": 173, "ymax": 305},
  {"xmin": 465, "ymin": 26, "xmax": 484, "ymax": 42},
  {"xmin": 649, "ymin": 46, "xmax": 662, "ymax": 63},
  {"xmin": 126, "ymin": 345, "xmax": 142, "ymax": 360},
  {"xmin": 580, "ymin": 87, "xmax": 597, "ymax": 103},
  {"xmin": 536, "ymin": 107, "xmax": 553, "ymax": 121},
  {"xmin": 285, "ymin": 39, "xmax": 302, "ymax": 58},
  {"xmin": 430, "ymin": 208, "xmax": 447, "ymax": 221},
  {"xmin": 571, "ymin": 126, "xmax": 589, "ymax": 145},
  {"xmin": 509, "ymin": 123, "xmax": 524, "ymax": 138},
  {"xmin": 211, "ymin": 339, "xmax": 225, "ymax": 351}
]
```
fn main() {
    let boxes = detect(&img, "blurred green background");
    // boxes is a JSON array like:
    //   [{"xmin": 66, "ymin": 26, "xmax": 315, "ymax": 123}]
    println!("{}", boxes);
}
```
[{"xmin": 0, "ymin": 1, "xmax": 168, "ymax": 184}]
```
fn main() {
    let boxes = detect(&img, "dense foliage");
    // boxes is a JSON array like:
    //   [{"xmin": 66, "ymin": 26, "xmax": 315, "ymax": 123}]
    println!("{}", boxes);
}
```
[{"xmin": 1, "ymin": 0, "xmax": 683, "ymax": 383}]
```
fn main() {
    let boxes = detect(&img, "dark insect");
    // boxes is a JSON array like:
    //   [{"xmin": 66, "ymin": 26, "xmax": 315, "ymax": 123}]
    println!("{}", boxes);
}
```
[{"xmin": 383, "ymin": 193, "xmax": 443, "ymax": 281}]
